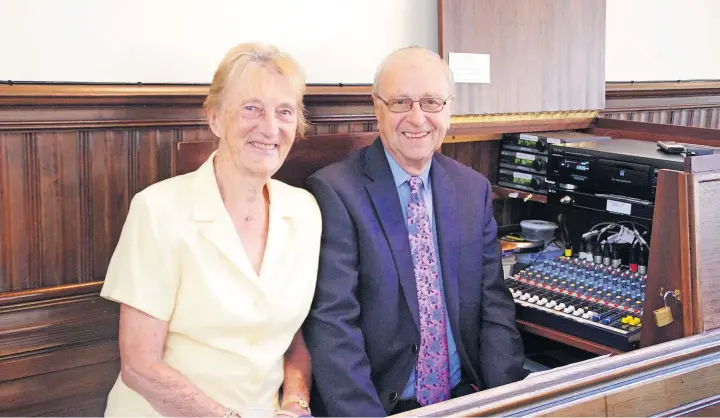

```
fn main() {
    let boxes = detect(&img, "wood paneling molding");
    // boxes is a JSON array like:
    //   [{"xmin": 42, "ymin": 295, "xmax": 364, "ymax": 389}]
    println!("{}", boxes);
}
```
[
  {"xmin": 604, "ymin": 81, "xmax": 720, "ymax": 129},
  {"xmin": 606, "ymin": 81, "xmax": 720, "ymax": 98},
  {"xmin": 0, "ymin": 83, "xmax": 372, "ymax": 105},
  {"xmin": 0, "ymin": 282, "xmax": 103, "ymax": 307}
]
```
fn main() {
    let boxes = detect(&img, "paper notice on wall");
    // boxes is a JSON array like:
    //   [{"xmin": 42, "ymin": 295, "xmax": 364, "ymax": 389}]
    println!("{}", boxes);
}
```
[{"xmin": 448, "ymin": 52, "xmax": 490, "ymax": 83}]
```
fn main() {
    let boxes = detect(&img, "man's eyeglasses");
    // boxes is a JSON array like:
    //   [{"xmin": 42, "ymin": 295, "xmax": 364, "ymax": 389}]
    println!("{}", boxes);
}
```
[{"xmin": 375, "ymin": 95, "xmax": 453, "ymax": 113}]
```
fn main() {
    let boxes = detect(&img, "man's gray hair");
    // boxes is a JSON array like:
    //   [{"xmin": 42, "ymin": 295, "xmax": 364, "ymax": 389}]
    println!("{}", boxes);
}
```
[{"xmin": 372, "ymin": 46, "xmax": 455, "ymax": 97}]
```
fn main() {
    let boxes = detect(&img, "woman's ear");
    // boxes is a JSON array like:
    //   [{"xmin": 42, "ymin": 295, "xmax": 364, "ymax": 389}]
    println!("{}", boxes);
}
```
[{"xmin": 206, "ymin": 107, "xmax": 222, "ymax": 139}]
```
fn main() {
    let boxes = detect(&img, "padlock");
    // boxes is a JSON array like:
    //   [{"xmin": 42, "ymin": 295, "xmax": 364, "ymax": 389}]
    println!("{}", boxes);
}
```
[
  {"xmin": 654, "ymin": 306, "xmax": 673, "ymax": 327},
  {"xmin": 654, "ymin": 291, "xmax": 675, "ymax": 327}
]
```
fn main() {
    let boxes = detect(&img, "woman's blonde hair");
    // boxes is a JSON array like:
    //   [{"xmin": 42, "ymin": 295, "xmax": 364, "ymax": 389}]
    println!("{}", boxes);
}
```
[{"xmin": 204, "ymin": 42, "xmax": 308, "ymax": 137}]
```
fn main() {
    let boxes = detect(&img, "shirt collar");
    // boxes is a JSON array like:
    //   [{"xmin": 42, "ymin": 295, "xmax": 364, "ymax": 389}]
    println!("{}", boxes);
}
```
[
  {"xmin": 192, "ymin": 150, "xmax": 295, "ymax": 221},
  {"xmin": 383, "ymin": 147, "xmax": 432, "ymax": 189}
]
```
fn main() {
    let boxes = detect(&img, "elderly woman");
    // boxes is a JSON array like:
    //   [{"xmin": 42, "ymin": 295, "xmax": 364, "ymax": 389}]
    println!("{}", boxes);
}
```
[{"xmin": 100, "ymin": 43, "xmax": 320, "ymax": 418}]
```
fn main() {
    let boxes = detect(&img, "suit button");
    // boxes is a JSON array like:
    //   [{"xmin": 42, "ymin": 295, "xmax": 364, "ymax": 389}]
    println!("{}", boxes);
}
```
[
  {"xmin": 411, "ymin": 344, "xmax": 419, "ymax": 354},
  {"xmin": 389, "ymin": 392, "xmax": 399, "ymax": 402}
]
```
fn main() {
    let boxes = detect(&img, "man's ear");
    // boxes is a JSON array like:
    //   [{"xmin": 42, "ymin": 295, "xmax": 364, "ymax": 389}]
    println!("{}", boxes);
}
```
[
  {"xmin": 206, "ymin": 107, "xmax": 222, "ymax": 138},
  {"xmin": 371, "ymin": 94, "xmax": 384, "ymax": 118},
  {"xmin": 446, "ymin": 96, "xmax": 455, "ymax": 115}
]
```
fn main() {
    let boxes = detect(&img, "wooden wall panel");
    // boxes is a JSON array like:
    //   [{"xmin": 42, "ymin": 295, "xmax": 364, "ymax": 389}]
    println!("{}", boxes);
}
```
[
  {"xmin": 439, "ymin": 140, "xmax": 539, "ymax": 226},
  {"xmin": 441, "ymin": 141, "xmax": 500, "ymax": 184},
  {"xmin": 0, "ymin": 292, "xmax": 119, "ymax": 417},
  {"xmin": 1, "ymin": 360, "xmax": 119, "ymax": 416},
  {"xmin": 602, "ymin": 107, "xmax": 720, "ymax": 129},
  {"xmin": 2, "ymin": 132, "xmax": 37, "ymax": 291},
  {"xmin": 439, "ymin": 0, "xmax": 606, "ymax": 115},
  {"xmin": 603, "ymin": 81, "xmax": 720, "ymax": 130},
  {"xmin": 0, "ymin": 82, "xmax": 718, "ymax": 416},
  {"xmin": 690, "ymin": 172, "xmax": 720, "ymax": 333},
  {"xmin": 0, "ymin": 128, "xmax": 191, "ymax": 292}
]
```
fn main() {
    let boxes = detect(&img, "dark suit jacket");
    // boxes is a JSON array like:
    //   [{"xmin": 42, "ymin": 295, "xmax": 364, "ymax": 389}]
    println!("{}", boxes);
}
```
[{"xmin": 303, "ymin": 139, "xmax": 527, "ymax": 417}]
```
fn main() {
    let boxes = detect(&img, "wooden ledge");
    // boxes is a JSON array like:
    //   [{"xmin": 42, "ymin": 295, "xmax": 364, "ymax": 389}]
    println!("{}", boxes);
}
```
[
  {"xmin": 0, "ymin": 83, "xmax": 373, "ymax": 106},
  {"xmin": 517, "ymin": 320, "xmax": 622, "ymax": 355},
  {"xmin": 398, "ymin": 330, "xmax": 720, "ymax": 417},
  {"xmin": 606, "ymin": 80, "xmax": 720, "ymax": 98},
  {"xmin": 0, "ymin": 282, "xmax": 103, "ymax": 308}
]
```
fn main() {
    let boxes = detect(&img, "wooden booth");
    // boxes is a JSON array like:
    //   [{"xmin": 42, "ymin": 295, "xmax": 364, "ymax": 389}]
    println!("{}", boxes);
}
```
[{"xmin": 2, "ymin": 0, "xmax": 720, "ymax": 415}]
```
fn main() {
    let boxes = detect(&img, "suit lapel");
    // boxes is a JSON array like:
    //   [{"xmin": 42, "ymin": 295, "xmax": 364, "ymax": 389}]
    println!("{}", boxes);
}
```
[
  {"xmin": 364, "ymin": 140, "xmax": 420, "ymax": 333},
  {"xmin": 430, "ymin": 158, "xmax": 461, "ymax": 342}
]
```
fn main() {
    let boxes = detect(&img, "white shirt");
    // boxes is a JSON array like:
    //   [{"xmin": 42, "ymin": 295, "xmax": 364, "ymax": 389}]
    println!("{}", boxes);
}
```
[{"xmin": 100, "ymin": 152, "xmax": 321, "ymax": 416}]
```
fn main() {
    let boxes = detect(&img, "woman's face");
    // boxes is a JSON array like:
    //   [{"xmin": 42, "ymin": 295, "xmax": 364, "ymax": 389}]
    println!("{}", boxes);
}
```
[{"xmin": 209, "ymin": 66, "xmax": 300, "ymax": 180}]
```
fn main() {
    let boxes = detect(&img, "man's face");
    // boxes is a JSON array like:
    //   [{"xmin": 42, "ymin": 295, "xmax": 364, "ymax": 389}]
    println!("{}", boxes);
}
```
[{"xmin": 373, "ymin": 57, "xmax": 453, "ymax": 175}]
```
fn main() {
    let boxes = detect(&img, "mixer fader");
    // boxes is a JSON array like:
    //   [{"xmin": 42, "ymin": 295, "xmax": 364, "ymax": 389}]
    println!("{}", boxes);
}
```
[{"xmin": 507, "ymin": 257, "xmax": 645, "ymax": 351}]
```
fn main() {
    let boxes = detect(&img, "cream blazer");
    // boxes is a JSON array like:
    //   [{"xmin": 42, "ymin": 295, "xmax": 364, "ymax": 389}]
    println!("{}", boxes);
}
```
[{"xmin": 100, "ymin": 152, "xmax": 321, "ymax": 416}]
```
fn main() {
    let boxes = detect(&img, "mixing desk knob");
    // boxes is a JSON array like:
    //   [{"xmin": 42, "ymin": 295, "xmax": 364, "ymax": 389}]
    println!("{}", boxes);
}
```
[
  {"xmin": 546, "ymin": 300, "xmax": 557, "ymax": 308},
  {"xmin": 529, "ymin": 295, "xmax": 539, "ymax": 303},
  {"xmin": 538, "ymin": 298, "xmax": 548, "ymax": 306},
  {"xmin": 520, "ymin": 293, "xmax": 530, "ymax": 301},
  {"xmin": 563, "ymin": 306, "xmax": 575, "ymax": 314},
  {"xmin": 573, "ymin": 309, "xmax": 583, "ymax": 316},
  {"xmin": 555, "ymin": 303, "xmax": 565, "ymax": 311}
]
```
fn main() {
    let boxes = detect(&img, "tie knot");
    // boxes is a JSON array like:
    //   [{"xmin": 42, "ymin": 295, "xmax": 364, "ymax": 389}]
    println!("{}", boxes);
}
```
[{"xmin": 408, "ymin": 176, "xmax": 423, "ymax": 192}]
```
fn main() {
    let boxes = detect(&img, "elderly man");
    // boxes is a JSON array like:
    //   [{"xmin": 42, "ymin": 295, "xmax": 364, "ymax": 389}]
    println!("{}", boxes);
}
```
[{"xmin": 303, "ymin": 46, "xmax": 527, "ymax": 417}]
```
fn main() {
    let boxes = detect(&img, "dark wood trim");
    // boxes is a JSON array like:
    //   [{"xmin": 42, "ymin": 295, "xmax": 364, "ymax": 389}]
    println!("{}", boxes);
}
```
[
  {"xmin": 640, "ymin": 169, "xmax": 692, "ymax": 348},
  {"xmin": 0, "ymin": 294, "xmax": 119, "ymax": 357},
  {"xmin": 603, "ymin": 94, "xmax": 720, "ymax": 112},
  {"xmin": 437, "ymin": 0, "xmax": 445, "ymax": 58},
  {"xmin": 0, "ymin": 84, "xmax": 375, "ymax": 132},
  {"xmin": 606, "ymin": 81, "xmax": 720, "ymax": 98},
  {"xmin": 0, "ymin": 282, "xmax": 103, "ymax": 307},
  {"xmin": 0, "ymin": 83, "xmax": 372, "ymax": 106},
  {"xmin": 1, "ymin": 339, "xmax": 118, "ymax": 382},
  {"xmin": 3, "ymin": 80, "xmax": 717, "ymax": 107},
  {"xmin": 517, "ymin": 320, "xmax": 621, "ymax": 355},
  {"xmin": 3, "ymin": 82, "xmax": 718, "ymax": 134}
]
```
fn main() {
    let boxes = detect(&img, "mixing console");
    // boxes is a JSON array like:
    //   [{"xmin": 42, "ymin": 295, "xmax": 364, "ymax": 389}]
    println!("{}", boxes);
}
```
[{"xmin": 507, "ymin": 257, "xmax": 645, "ymax": 351}]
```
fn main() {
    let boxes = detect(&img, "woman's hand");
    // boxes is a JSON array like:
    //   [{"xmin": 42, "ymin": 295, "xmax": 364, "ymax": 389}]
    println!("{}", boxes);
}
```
[{"xmin": 275, "ymin": 402, "xmax": 311, "ymax": 418}]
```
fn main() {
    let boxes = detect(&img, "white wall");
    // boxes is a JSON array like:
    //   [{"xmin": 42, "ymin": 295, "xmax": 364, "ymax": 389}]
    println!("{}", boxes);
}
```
[
  {"xmin": 3, "ymin": 0, "xmax": 718, "ymax": 84},
  {"xmin": 1, "ymin": 0, "xmax": 437, "ymax": 84},
  {"xmin": 605, "ymin": 0, "xmax": 720, "ymax": 81}
]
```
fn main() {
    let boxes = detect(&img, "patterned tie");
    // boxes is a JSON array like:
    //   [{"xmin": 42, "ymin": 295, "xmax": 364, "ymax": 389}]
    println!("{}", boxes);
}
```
[{"xmin": 406, "ymin": 176, "xmax": 450, "ymax": 406}]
